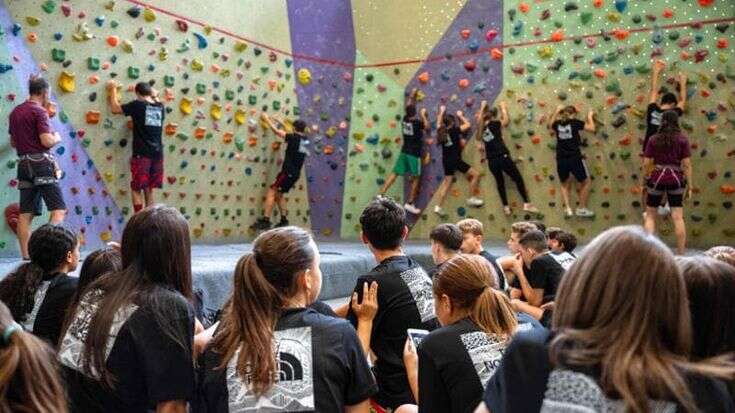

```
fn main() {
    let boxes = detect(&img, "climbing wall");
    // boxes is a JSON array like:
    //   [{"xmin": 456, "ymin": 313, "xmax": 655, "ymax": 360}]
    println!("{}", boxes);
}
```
[{"xmin": 0, "ymin": 0, "xmax": 732, "ymax": 255}]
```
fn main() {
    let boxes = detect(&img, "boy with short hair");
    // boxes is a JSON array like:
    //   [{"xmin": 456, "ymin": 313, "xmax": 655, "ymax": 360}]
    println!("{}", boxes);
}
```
[
  {"xmin": 547, "ymin": 229, "xmax": 577, "ymax": 270},
  {"xmin": 428, "ymin": 223, "xmax": 463, "ymax": 277},
  {"xmin": 106, "ymin": 80, "xmax": 165, "ymax": 213},
  {"xmin": 251, "ymin": 113, "xmax": 310, "ymax": 230},
  {"xmin": 335, "ymin": 196, "xmax": 437, "ymax": 410},
  {"xmin": 457, "ymin": 218, "xmax": 504, "ymax": 289},
  {"xmin": 379, "ymin": 89, "xmax": 429, "ymax": 215},
  {"xmin": 511, "ymin": 230, "xmax": 564, "ymax": 309}
]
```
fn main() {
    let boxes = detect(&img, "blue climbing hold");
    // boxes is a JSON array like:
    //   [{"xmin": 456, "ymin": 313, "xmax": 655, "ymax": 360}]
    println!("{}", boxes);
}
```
[
  {"xmin": 614, "ymin": 0, "xmax": 627, "ymax": 13},
  {"xmin": 468, "ymin": 39, "xmax": 480, "ymax": 53},
  {"xmin": 95, "ymin": 16, "xmax": 105, "ymax": 27},
  {"xmin": 12, "ymin": 23, "xmax": 21, "ymax": 36},
  {"xmin": 0, "ymin": 64, "xmax": 12, "ymax": 74},
  {"xmin": 56, "ymin": 146, "xmax": 65, "ymax": 155},
  {"xmin": 457, "ymin": 207, "xmax": 467, "ymax": 217},
  {"xmin": 54, "ymin": 32, "xmax": 63, "ymax": 41},
  {"xmin": 193, "ymin": 32, "xmax": 208, "ymax": 49}
]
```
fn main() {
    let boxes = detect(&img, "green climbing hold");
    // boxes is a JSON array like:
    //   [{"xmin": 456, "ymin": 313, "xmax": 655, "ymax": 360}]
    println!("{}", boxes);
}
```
[
  {"xmin": 580, "ymin": 12, "xmax": 592, "ymax": 25},
  {"xmin": 51, "ymin": 48, "xmax": 66, "ymax": 62},
  {"xmin": 176, "ymin": 133, "xmax": 189, "ymax": 141},
  {"xmin": 127, "ymin": 66, "xmax": 140, "ymax": 79},
  {"xmin": 272, "ymin": 101, "xmax": 281, "ymax": 110},
  {"xmin": 526, "ymin": 63, "xmax": 538, "ymax": 73},
  {"xmin": 634, "ymin": 64, "xmax": 650, "ymax": 74},
  {"xmin": 164, "ymin": 75, "xmax": 175, "ymax": 87},
  {"xmin": 225, "ymin": 90, "xmax": 235, "ymax": 100},
  {"xmin": 110, "ymin": 20, "xmax": 119, "ymax": 28},
  {"xmin": 196, "ymin": 83, "xmax": 207, "ymax": 94},
  {"xmin": 59, "ymin": 111, "xmax": 68, "ymax": 123},
  {"xmin": 668, "ymin": 31, "xmax": 680, "ymax": 41},
  {"xmin": 6, "ymin": 160, "xmax": 15, "ymax": 169},
  {"xmin": 42, "ymin": 0, "xmax": 56, "ymax": 14},
  {"xmin": 248, "ymin": 95, "xmax": 257, "ymax": 105},
  {"xmin": 87, "ymin": 57, "xmax": 100, "ymax": 70},
  {"xmin": 579, "ymin": 71, "xmax": 592, "ymax": 81},
  {"xmin": 147, "ymin": 32, "xmax": 156, "ymax": 41}
]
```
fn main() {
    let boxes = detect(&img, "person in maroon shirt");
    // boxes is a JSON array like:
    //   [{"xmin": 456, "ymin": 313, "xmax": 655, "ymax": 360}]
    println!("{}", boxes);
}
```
[{"xmin": 8, "ymin": 76, "xmax": 65, "ymax": 259}]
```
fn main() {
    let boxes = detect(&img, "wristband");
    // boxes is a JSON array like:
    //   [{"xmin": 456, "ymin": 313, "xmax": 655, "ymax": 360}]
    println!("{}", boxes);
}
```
[{"xmin": 2, "ymin": 322, "xmax": 21, "ymax": 346}]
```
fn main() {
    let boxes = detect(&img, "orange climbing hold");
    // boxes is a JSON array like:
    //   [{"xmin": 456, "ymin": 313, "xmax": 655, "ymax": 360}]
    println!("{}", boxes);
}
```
[
  {"xmin": 165, "ymin": 123, "xmax": 178, "ymax": 136},
  {"xmin": 323, "ymin": 145, "xmax": 334, "ymax": 155},
  {"xmin": 519, "ymin": 2, "xmax": 530, "ymax": 13},
  {"xmin": 618, "ymin": 135, "xmax": 632, "ymax": 146},
  {"xmin": 717, "ymin": 38, "xmax": 729, "ymax": 49},
  {"xmin": 222, "ymin": 132, "xmax": 233, "ymax": 144},
  {"xmin": 721, "ymin": 184, "xmax": 735, "ymax": 194},
  {"xmin": 593, "ymin": 0, "xmax": 604, "ymax": 8},
  {"xmin": 612, "ymin": 28, "xmax": 629, "ymax": 40},
  {"xmin": 490, "ymin": 48, "xmax": 503, "ymax": 60},
  {"xmin": 418, "ymin": 71, "xmax": 430, "ymax": 84},
  {"xmin": 106, "ymin": 35, "xmax": 119, "ymax": 47},
  {"xmin": 662, "ymin": 8, "xmax": 674, "ymax": 18},
  {"xmin": 88, "ymin": 75, "xmax": 99, "ymax": 84},
  {"xmin": 85, "ymin": 111, "xmax": 100, "ymax": 124},
  {"xmin": 27, "ymin": 33, "xmax": 38, "ymax": 43},
  {"xmin": 550, "ymin": 30, "xmax": 564, "ymax": 42},
  {"xmin": 460, "ymin": 29, "xmax": 471, "ymax": 39},
  {"xmin": 593, "ymin": 68, "xmax": 607, "ymax": 78},
  {"xmin": 458, "ymin": 79, "xmax": 470, "ymax": 89},
  {"xmin": 195, "ymin": 127, "xmax": 207, "ymax": 139},
  {"xmin": 248, "ymin": 137, "xmax": 258, "ymax": 147},
  {"xmin": 531, "ymin": 136, "xmax": 541, "ymax": 144}
]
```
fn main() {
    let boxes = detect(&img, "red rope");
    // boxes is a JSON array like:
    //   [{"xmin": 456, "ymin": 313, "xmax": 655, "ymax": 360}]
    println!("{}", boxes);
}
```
[{"xmin": 124, "ymin": 0, "xmax": 734, "ymax": 69}]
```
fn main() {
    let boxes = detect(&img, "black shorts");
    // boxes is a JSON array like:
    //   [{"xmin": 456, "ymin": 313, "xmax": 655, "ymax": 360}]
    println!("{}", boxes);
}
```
[
  {"xmin": 646, "ymin": 182, "xmax": 685, "ymax": 208},
  {"xmin": 17, "ymin": 157, "xmax": 66, "ymax": 215},
  {"xmin": 556, "ymin": 157, "xmax": 589, "ymax": 182},
  {"xmin": 270, "ymin": 171, "xmax": 300, "ymax": 193},
  {"xmin": 442, "ymin": 158, "xmax": 470, "ymax": 176}
]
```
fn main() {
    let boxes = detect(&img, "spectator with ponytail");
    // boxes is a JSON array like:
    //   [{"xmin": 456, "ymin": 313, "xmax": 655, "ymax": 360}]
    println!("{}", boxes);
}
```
[
  {"xmin": 642, "ymin": 110, "xmax": 693, "ymax": 254},
  {"xmin": 201, "ymin": 226, "xmax": 377, "ymax": 412},
  {"xmin": 59, "ymin": 205, "xmax": 196, "ymax": 412},
  {"xmin": 0, "ymin": 223, "xmax": 79, "ymax": 346},
  {"xmin": 68, "ymin": 247, "xmax": 122, "ymax": 310},
  {"xmin": 0, "ymin": 300, "xmax": 68, "ymax": 413},
  {"xmin": 397, "ymin": 254, "xmax": 518, "ymax": 413}
]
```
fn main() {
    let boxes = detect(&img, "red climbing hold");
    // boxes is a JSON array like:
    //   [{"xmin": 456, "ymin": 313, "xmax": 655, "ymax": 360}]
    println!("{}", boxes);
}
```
[
  {"xmin": 698, "ymin": 0, "xmax": 714, "ymax": 6},
  {"xmin": 463, "ymin": 60, "xmax": 476, "ymax": 72},
  {"xmin": 176, "ymin": 19, "xmax": 188, "ymax": 32},
  {"xmin": 4, "ymin": 203, "xmax": 19, "ymax": 235},
  {"xmin": 460, "ymin": 29, "xmax": 471, "ymax": 39}
]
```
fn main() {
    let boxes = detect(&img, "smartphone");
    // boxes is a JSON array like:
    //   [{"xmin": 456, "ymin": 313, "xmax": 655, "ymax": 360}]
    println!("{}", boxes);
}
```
[{"xmin": 407, "ymin": 328, "xmax": 429, "ymax": 349}]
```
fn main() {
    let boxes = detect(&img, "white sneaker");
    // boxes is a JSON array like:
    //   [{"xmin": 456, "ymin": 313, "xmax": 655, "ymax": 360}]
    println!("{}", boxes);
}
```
[
  {"xmin": 466, "ymin": 196, "xmax": 484, "ymax": 207},
  {"xmin": 575, "ymin": 208, "xmax": 595, "ymax": 217},
  {"xmin": 657, "ymin": 204, "xmax": 671, "ymax": 216},
  {"xmin": 523, "ymin": 204, "xmax": 539, "ymax": 213},
  {"xmin": 433, "ymin": 205, "xmax": 446, "ymax": 216},
  {"xmin": 565, "ymin": 208, "xmax": 574, "ymax": 217},
  {"xmin": 404, "ymin": 203, "xmax": 421, "ymax": 215}
]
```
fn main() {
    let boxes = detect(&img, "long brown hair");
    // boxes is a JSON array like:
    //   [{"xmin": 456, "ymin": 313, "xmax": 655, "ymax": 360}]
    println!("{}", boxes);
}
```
[
  {"xmin": 63, "ymin": 205, "xmax": 193, "ymax": 385},
  {"xmin": 676, "ymin": 256, "xmax": 735, "ymax": 360},
  {"xmin": 212, "ymin": 226, "xmax": 315, "ymax": 396},
  {"xmin": 653, "ymin": 110, "xmax": 681, "ymax": 152},
  {"xmin": 434, "ymin": 254, "xmax": 517, "ymax": 337},
  {"xmin": 0, "ymin": 300, "xmax": 67, "ymax": 413},
  {"xmin": 551, "ymin": 226, "xmax": 734, "ymax": 412}
]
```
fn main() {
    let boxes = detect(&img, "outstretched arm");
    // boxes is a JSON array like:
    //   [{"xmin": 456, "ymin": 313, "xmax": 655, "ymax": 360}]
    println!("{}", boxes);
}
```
[
  {"xmin": 261, "ymin": 113, "xmax": 287, "ymax": 138},
  {"xmin": 106, "ymin": 80, "xmax": 124, "ymax": 115},
  {"xmin": 406, "ymin": 88, "xmax": 418, "ymax": 108},
  {"xmin": 649, "ymin": 60, "xmax": 665, "ymax": 104},
  {"xmin": 584, "ymin": 110, "xmax": 596, "ymax": 132},
  {"xmin": 677, "ymin": 72, "xmax": 687, "ymax": 111},
  {"xmin": 499, "ymin": 101, "xmax": 510, "ymax": 128},
  {"xmin": 548, "ymin": 105, "xmax": 563, "ymax": 131},
  {"xmin": 456, "ymin": 110, "xmax": 471, "ymax": 132},
  {"xmin": 475, "ymin": 100, "xmax": 489, "ymax": 141},
  {"xmin": 436, "ymin": 105, "xmax": 446, "ymax": 130},
  {"xmin": 420, "ymin": 107, "xmax": 430, "ymax": 131}
]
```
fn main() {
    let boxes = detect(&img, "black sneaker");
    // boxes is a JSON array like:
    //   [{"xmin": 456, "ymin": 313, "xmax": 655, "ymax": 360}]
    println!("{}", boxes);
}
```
[
  {"xmin": 275, "ymin": 217, "xmax": 289, "ymax": 228},
  {"xmin": 250, "ymin": 217, "xmax": 271, "ymax": 231}
]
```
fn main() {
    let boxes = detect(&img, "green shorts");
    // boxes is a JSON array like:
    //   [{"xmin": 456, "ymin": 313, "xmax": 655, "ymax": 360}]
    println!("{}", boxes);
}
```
[{"xmin": 392, "ymin": 152, "xmax": 421, "ymax": 176}]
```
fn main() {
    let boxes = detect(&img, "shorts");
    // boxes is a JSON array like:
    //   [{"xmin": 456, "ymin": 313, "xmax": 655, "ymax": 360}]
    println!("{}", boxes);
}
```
[
  {"xmin": 646, "ymin": 181, "xmax": 685, "ymax": 207},
  {"xmin": 271, "ymin": 171, "xmax": 300, "ymax": 193},
  {"xmin": 130, "ymin": 156, "xmax": 163, "ymax": 191},
  {"xmin": 556, "ymin": 157, "xmax": 589, "ymax": 182},
  {"xmin": 442, "ymin": 157, "xmax": 470, "ymax": 176},
  {"xmin": 392, "ymin": 152, "xmax": 421, "ymax": 176},
  {"xmin": 17, "ymin": 155, "xmax": 66, "ymax": 215}
]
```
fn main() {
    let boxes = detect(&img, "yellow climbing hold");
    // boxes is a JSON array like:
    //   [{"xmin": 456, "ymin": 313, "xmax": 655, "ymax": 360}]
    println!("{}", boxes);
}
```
[
  {"xmin": 121, "ymin": 40, "xmax": 134, "ymax": 53},
  {"xmin": 143, "ymin": 8, "xmax": 156, "ymax": 22},
  {"xmin": 234, "ymin": 108, "xmax": 247, "ymax": 125},
  {"xmin": 158, "ymin": 47, "xmax": 169, "ymax": 61},
  {"xmin": 191, "ymin": 58, "xmax": 204, "ymax": 72},
  {"xmin": 607, "ymin": 12, "xmax": 622, "ymax": 23},
  {"xmin": 72, "ymin": 23, "xmax": 94, "ymax": 41},
  {"xmin": 100, "ymin": 231, "xmax": 113, "ymax": 242},
  {"xmin": 210, "ymin": 103, "xmax": 222, "ymax": 120},
  {"xmin": 58, "ymin": 71, "xmax": 76, "ymax": 93},
  {"xmin": 537, "ymin": 45, "xmax": 553, "ymax": 59},
  {"xmin": 297, "ymin": 68, "xmax": 311, "ymax": 85},
  {"xmin": 103, "ymin": 172, "xmax": 114, "ymax": 182},
  {"xmin": 179, "ymin": 97, "xmax": 193, "ymax": 115},
  {"xmin": 26, "ymin": 16, "xmax": 41, "ymax": 26},
  {"xmin": 234, "ymin": 41, "xmax": 248, "ymax": 52},
  {"xmin": 326, "ymin": 126, "xmax": 337, "ymax": 138}
]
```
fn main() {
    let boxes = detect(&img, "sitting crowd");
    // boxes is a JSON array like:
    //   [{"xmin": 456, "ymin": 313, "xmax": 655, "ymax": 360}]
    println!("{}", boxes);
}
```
[{"xmin": 0, "ymin": 197, "xmax": 734, "ymax": 412}]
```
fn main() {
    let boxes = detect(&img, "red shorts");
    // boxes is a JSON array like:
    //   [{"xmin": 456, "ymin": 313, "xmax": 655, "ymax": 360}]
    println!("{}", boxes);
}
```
[{"xmin": 130, "ymin": 156, "xmax": 163, "ymax": 191}]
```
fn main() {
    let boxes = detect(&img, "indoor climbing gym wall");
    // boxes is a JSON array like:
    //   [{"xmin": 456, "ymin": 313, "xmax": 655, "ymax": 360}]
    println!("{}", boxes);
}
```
[{"xmin": 0, "ymin": 0, "xmax": 733, "ymax": 256}]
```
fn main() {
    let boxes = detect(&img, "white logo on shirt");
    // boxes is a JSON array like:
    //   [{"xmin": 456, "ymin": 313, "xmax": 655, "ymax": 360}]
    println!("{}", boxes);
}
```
[
  {"xmin": 145, "ymin": 105, "xmax": 163, "ymax": 127},
  {"xmin": 460, "ymin": 332, "xmax": 507, "ymax": 387},
  {"xmin": 541, "ymin": 369, "xmax": 676, "ymax": 412},
  {"xmin": 550, "ymin": 252, "xmax": 576, "ymax": 271},
  {"xmin": 20, "ymin": 280, "xmax": 51, "ymax": 332},
  {"xmin": 59, "ymin": 289, "xmax": 139, "ymax": 379},
  {"xmin": 227, "ymin": 327, "xmax": 315, "ymax": 412},
  {"xmin": 298, "ymin": 138, "xmax": 310, "ymax": 155},
  {"xmin": 482, "ymin": 128, "xmax": 496, "ymax": 142},
  {"xmin": 556, "ymin": 124, "xmax": 573, "ymax": 140},
  {"xmin": 650, "ymin": 110, "xmax": 662, "ymax": 126},
  {"xmin": 402, "ymin": 121, "xmax": 415, "ymax": 137},
  {"xmin": 400, "ymin": 267, "xmax": 436, "ymax": 323}
]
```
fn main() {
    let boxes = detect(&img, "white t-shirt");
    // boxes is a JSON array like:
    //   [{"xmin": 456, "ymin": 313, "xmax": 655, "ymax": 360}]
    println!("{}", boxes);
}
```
[{"xmin": 549, "ymin": 251, "xmax": 576, "ymax": 271}]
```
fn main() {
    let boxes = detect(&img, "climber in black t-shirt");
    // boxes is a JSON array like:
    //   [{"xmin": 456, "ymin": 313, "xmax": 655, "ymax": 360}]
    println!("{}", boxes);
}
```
[
  {"xmin": 251, "ymin": 113, "xmax": 310, "ymax": 230},
  {"xmin": 432, "ymin": 105, "xmax": 484, "ymax": 216}
]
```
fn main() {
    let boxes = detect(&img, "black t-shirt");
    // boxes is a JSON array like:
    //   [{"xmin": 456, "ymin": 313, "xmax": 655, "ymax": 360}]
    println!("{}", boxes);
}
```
[
  {"xmin": 308, "ymin": 300, "xmax": 338, "ymax": 317},
  {"xmin": 479, "ymin": 250, "xmax": 506, "ymax": 291},
  {"xmin": 646, "ymin": 103, "xmax": 683, "ymax": 139},
  {"xmin": 481, "ymin": 121, "xmax": 510, "ymax": 158},
  {"xmin": 20, "ymin": 272, "xmax": 77, "ymax": 346},
  {"xmin": 59, "ymin": 287, "xmax": 195, "ymax": 412},
  {"xmin": 484, "ymin": 329, "xmax": 734, "ymax": 413},
  {"xmin": 347, "ymin": 255, "xmax": 439, "ymax": 408},
  {"xmin": 551, "ymin": 119, "xmax": 585, "ymax": 159},
  {"xmin": 401, "ymin": 118, "xmax": 424, "ymax": 156},
  {"xmin": 441, "ymin": 126, "xmax": 464, "ymax": 162},
  {"xmin": 418, "ymin": 317, "xmax": 509, "ymax": 413},
  {"xmin": 282, "ymin": 132, "xmax": 309, "ymax": 176},
  {"xmin": 122, "ymin": 100, "xmax": 165, "ymax": 159},
  {"xmin": 201, "ymin": 307, "xmax": 377, "ymax": 412},
  {"xmin": 510, "ymin": 254, "xmax": 564, "ymax": 304}
]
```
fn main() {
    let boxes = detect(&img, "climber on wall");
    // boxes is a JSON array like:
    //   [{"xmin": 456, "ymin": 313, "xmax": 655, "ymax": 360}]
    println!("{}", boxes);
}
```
[
  {"xmin": 644, "ymin": 60, "xmax": 687, "ymax": 216},
  {"xmin": 548, "ymin": 105, "xmax": 596, "ymax": 218},
  {"xmin": 105, "ymin": 80, "xmax": 165, "ymax": 214},
  {"xmin": 250, "ymin": 113, "xmax": 310, "ymax": 231},
  {"xmin": 475, "ymin": 100, "xmax": 538, "ymax": 216},
  {"xmin": 432, "ymin": 105, "xmax": 484, "ymax": 216},
  {"xmin": 8, "ymin": 76, "xmax": 66, "ymax": 260},
  {"xmin": 379, "ymin": 88, "xmax": 429, "ymax": 215}
]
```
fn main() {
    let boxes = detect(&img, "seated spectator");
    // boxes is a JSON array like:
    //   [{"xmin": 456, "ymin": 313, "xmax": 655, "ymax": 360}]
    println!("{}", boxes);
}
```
[
  {"xmin": 335, "ymin": 196, "xmax": 438, "ymax": 410},
  {"xmin": 457, "ymin": 218, "xmax": 505, "ymax": 290},
  {"xmin": 510, "ymin": 230, "xmax": 563, "ymax": 307},
  {"xmin": 396, "ymin": 254, "xmax": 517, "ymax": 413},
  {"xmin": 547, "ymin": 229, "xmax": 577, "ymax": 270},
  {"xmin": 497, "ymin": 221, "xmax": 538, "ymax": 285},
  {"xmin": 59, "ymin": 206, "xmax": 196, "ymax": 412},
  {"xmin": 69, "ymin": 247, "xmax": 122, "ymax": 309},
  {"xmin": 704, "ymin": 246, "xmax": 735, "ymax": 268},
  {"xmin": 0, "ymin": 300, "xmax": 68, "ymax": 413},
  {"xmin": 677, "ymin": 256, "xmax": 735, "ymax": 360},
  {"xmin": 478, "ymin": 226, "xmax": 735, "ymax": 413},
  {"xmin": 0, "ymin": 224, "xmax": 79, "ymax": 346},
  {"xmin": 528, "ymin": 219, "xmax": 546, "ymax": 234},
  {"xmin": 428, "ymin": 223, "xmax": 463, "ymax": 277},
  {"xmin": 201, "ymin": 227, "xmax": 376, "ymax": 412}
]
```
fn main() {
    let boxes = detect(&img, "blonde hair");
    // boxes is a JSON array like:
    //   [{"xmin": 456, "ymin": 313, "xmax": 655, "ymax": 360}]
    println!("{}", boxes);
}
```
[{"xmin": 457, "ymin": 218, "xmax": 484, "ymax": 237}]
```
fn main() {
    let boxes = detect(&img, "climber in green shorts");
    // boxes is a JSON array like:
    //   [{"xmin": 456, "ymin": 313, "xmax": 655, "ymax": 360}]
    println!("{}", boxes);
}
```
[{"xmin": 379, "ymin": 88, "xmax": 429, "ymax": 215}]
